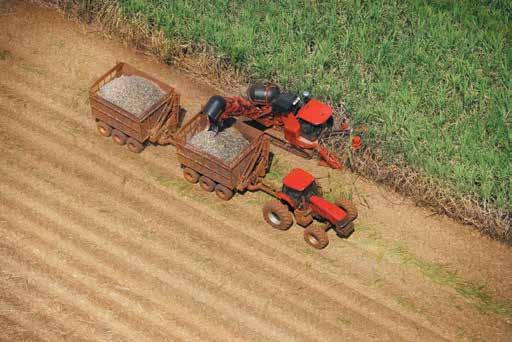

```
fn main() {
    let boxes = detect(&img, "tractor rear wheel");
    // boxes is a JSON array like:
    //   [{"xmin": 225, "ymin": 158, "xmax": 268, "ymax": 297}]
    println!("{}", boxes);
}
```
[
  {"xmin": 97, "ymin": 121, "xmax": 112, "ymax": 137},
  {"xmin": 112, "ymin": 129, "xmax": 127, "ymax": 145},
  {"xmin": 215, "ymin": 184, "xmax": 234, "ymax": 201},
  {"xmin": 304, "ymin": 225, "xmax": 329, "ymax": 249},
  {"xmin": 336, "ymin": 198, "xmax": 358, "ymax": 222},
  {"xmin": 183, "ymin": 167, "xmax": 199, "ymax": 184},
  {"xmin": 262, "ymin": 201, "xmax": 293, "ymax": 230},
  {"xmin": 199, "ymin": 176, "xmax": 215, "ymax": 192},
  {"xmin": 127, "ymin": 138, "xmax": 144, "ymax": 153}
]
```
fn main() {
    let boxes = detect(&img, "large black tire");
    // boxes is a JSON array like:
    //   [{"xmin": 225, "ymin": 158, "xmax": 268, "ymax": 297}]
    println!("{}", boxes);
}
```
[
  {"xmin": 112, "ymin": 129, "xmax": 127, "ymax": 145},
  {"xmin": 304, "ymin": 225, "xmax": 329, "ymax": 249},
  {"xmin": 183, "ymin": 167, "xmax": 200, "ymax": 183},
  {"xmin": 215, "ymin": 184, "xmax": 234, "ymax": 201},
  {"xmin": 336, "ymin": 198, "xmax": 358, "ymax": 222},
  {"xmin": 97, "ymin": 121, "xmax": 112, "ymax": 137},
  {"xmin": 262, "ymin": 201, "xmax": 293, "ymax": 231},
  {"xmin": 126, "ymin": 137, "xmax": 145, "ymax": 153},
  {"xmin": 199, "ymin": 176, "xmax": 215, "ymax": 192}
]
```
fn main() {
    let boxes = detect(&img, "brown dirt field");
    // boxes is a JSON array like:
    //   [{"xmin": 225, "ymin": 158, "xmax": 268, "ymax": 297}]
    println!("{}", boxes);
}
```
[{"xmin": 0, "ymin": 1, "xmax": 511, "ymax": 341}]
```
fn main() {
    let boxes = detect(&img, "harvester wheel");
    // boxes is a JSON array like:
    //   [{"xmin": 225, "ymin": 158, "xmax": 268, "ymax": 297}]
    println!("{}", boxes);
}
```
[
  {"xmin": 199, "ymin": 176, "xmax": 215, "ymax": 192},
  {"xmin": 336, "ymin": 198, "xmax": 358, "ymax": 222},
  {"xmin": 126, "ymin": 138, "xmax": 145, "ymax": 153},
  {"xmin": 97, "ymin": 121, "xmax": 112, "ymax": 137},
  {"xmin": 304, "ymin": 225, "xmax": 329, "ymax": 249},
  {"xmin": 262, "ymin": 201, "xmax": 293, "ymax": 230},
  {"xmin": 183, "ymin": 167, "xmax": 200, "ymax": 184},
  {"xmin": 215, "ymin": 184, "xmax": 234, "ymax": 201},
  {"xmin": 112, "ymin": 129, "xmax": 127, "ymax": 145}
]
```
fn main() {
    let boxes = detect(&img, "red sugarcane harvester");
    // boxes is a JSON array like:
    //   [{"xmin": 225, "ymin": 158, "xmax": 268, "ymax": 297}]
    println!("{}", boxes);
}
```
[{"xmin": 203, "ymin": 81, "xmax": 362, "ymax": 169}]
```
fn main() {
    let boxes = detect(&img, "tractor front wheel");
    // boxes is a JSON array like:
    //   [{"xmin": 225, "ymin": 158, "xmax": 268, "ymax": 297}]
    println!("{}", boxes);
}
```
[
  {"xmin": 304, "ymin": 225, "xmax": 329, "ymax": 249},
  {"xmin": 336, "ymin": 198, "xmax": 358, "ymax": 222},
  {"xmin": 262, "ymin": 201, "xmax": 293, "ymax": 231},
  {"xmin": 334, "ymin": 222, "xmax": 354, "ymax": 238}
]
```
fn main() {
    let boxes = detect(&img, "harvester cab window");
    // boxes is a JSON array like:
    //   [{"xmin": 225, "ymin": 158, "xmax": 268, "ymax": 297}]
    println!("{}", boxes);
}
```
[
  {"xmin": 282, "ymin": 181, "xmax": 320, "ymax": 207},
  {"xmin": 299, "ymin": 116, "xmax": 334, "ymax": 141}
]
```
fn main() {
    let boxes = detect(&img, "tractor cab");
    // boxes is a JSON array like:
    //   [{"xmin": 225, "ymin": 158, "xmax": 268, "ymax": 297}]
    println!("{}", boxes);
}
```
[{"xmin": 280, "ymin": 168, "xmax": 320, "ymax": 208}]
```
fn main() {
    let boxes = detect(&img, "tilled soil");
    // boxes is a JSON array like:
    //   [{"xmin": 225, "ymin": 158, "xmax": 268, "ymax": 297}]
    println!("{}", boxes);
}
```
[{"xmin": 0, "ymin": 2, "xmax": 511, "ymax": 341}]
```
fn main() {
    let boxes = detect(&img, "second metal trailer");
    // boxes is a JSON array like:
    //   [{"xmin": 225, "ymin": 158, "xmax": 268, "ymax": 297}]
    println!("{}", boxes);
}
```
[{"xmin": 174, "ymin": 114, "xmax": 270, "ymax": 201}]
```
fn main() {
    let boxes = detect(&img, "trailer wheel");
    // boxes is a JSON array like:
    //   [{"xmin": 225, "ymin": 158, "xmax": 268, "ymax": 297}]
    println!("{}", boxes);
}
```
[
  {"xmin": 183, "ymin": 168, "xmax": 200, "ymax": 184},
  {"xmin": 97, "ymin": 121, "xmax": 112, "ymax": 137},
  {"xmin": 199, "ymin": 176, "xmax": 215, "ymax": 192},
  {"xmin": 262, "ymin": 201, "xmax": 293, "ymax": 230},
  {"xmin": 304, "ymin": 225, "xmax": 329, "ymax": 249},
  {"xmin": 112, "ymin": 129, "xmax": 127, "ymax": 145},
  {"xmin": 335, "ymin": 198, "xmax": 358, "ymax": 222},
  {"xmin": 127, "ymin": 138, "xmax": 145, "ymax": 153},
  {"xmin": 214, "ymin": 184, "xmax": 234, "ymax": 201}
]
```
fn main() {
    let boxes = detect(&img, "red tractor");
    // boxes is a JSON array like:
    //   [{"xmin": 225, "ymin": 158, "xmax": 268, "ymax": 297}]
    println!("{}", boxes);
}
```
[
  {"xmin": 203, "ymin": 81, "xmax": 361, "ymax": 169},
  {"xmin": 255, "ymin": 168, "xmax": 358, "ymax": 249}
]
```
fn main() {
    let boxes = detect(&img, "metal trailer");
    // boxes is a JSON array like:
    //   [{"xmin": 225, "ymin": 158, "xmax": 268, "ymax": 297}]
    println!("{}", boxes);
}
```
[
  {"xmin": 89, "ymin": 62, "xmax": 181, "ymax": 153},
  {"xmin": 174, "ymin": 114, "xmax": 270, "ymax": 201}
]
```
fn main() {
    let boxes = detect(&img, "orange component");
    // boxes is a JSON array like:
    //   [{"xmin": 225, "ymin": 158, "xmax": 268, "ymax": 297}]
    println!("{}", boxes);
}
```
[
  {"xmin": 282, "ymin": 114, "xmax": 301, "ymax": 143},
  {"xmin": 317, "ymin": 146, "xmax": 343, "ymax": 169},
  {"xmin": 222, "ymin": 96, "xmax": 274, "ymax": 126},
  {"xmin": 351, "ymin": 136, "xmax": 362, "ymax": 150},
  {"xmin": 296, "ymin": 99, "xmax": 333, "ymax": 125},
  {"xmin": 339, "ymin": 121, "xmax": 350, "ymax": 131}
]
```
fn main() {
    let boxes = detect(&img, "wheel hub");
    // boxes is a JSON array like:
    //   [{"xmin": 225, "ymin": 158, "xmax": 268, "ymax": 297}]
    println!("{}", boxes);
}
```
[{"xmin": 269, "ymin": 212, "xmax": 281, "ymax": 225}]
